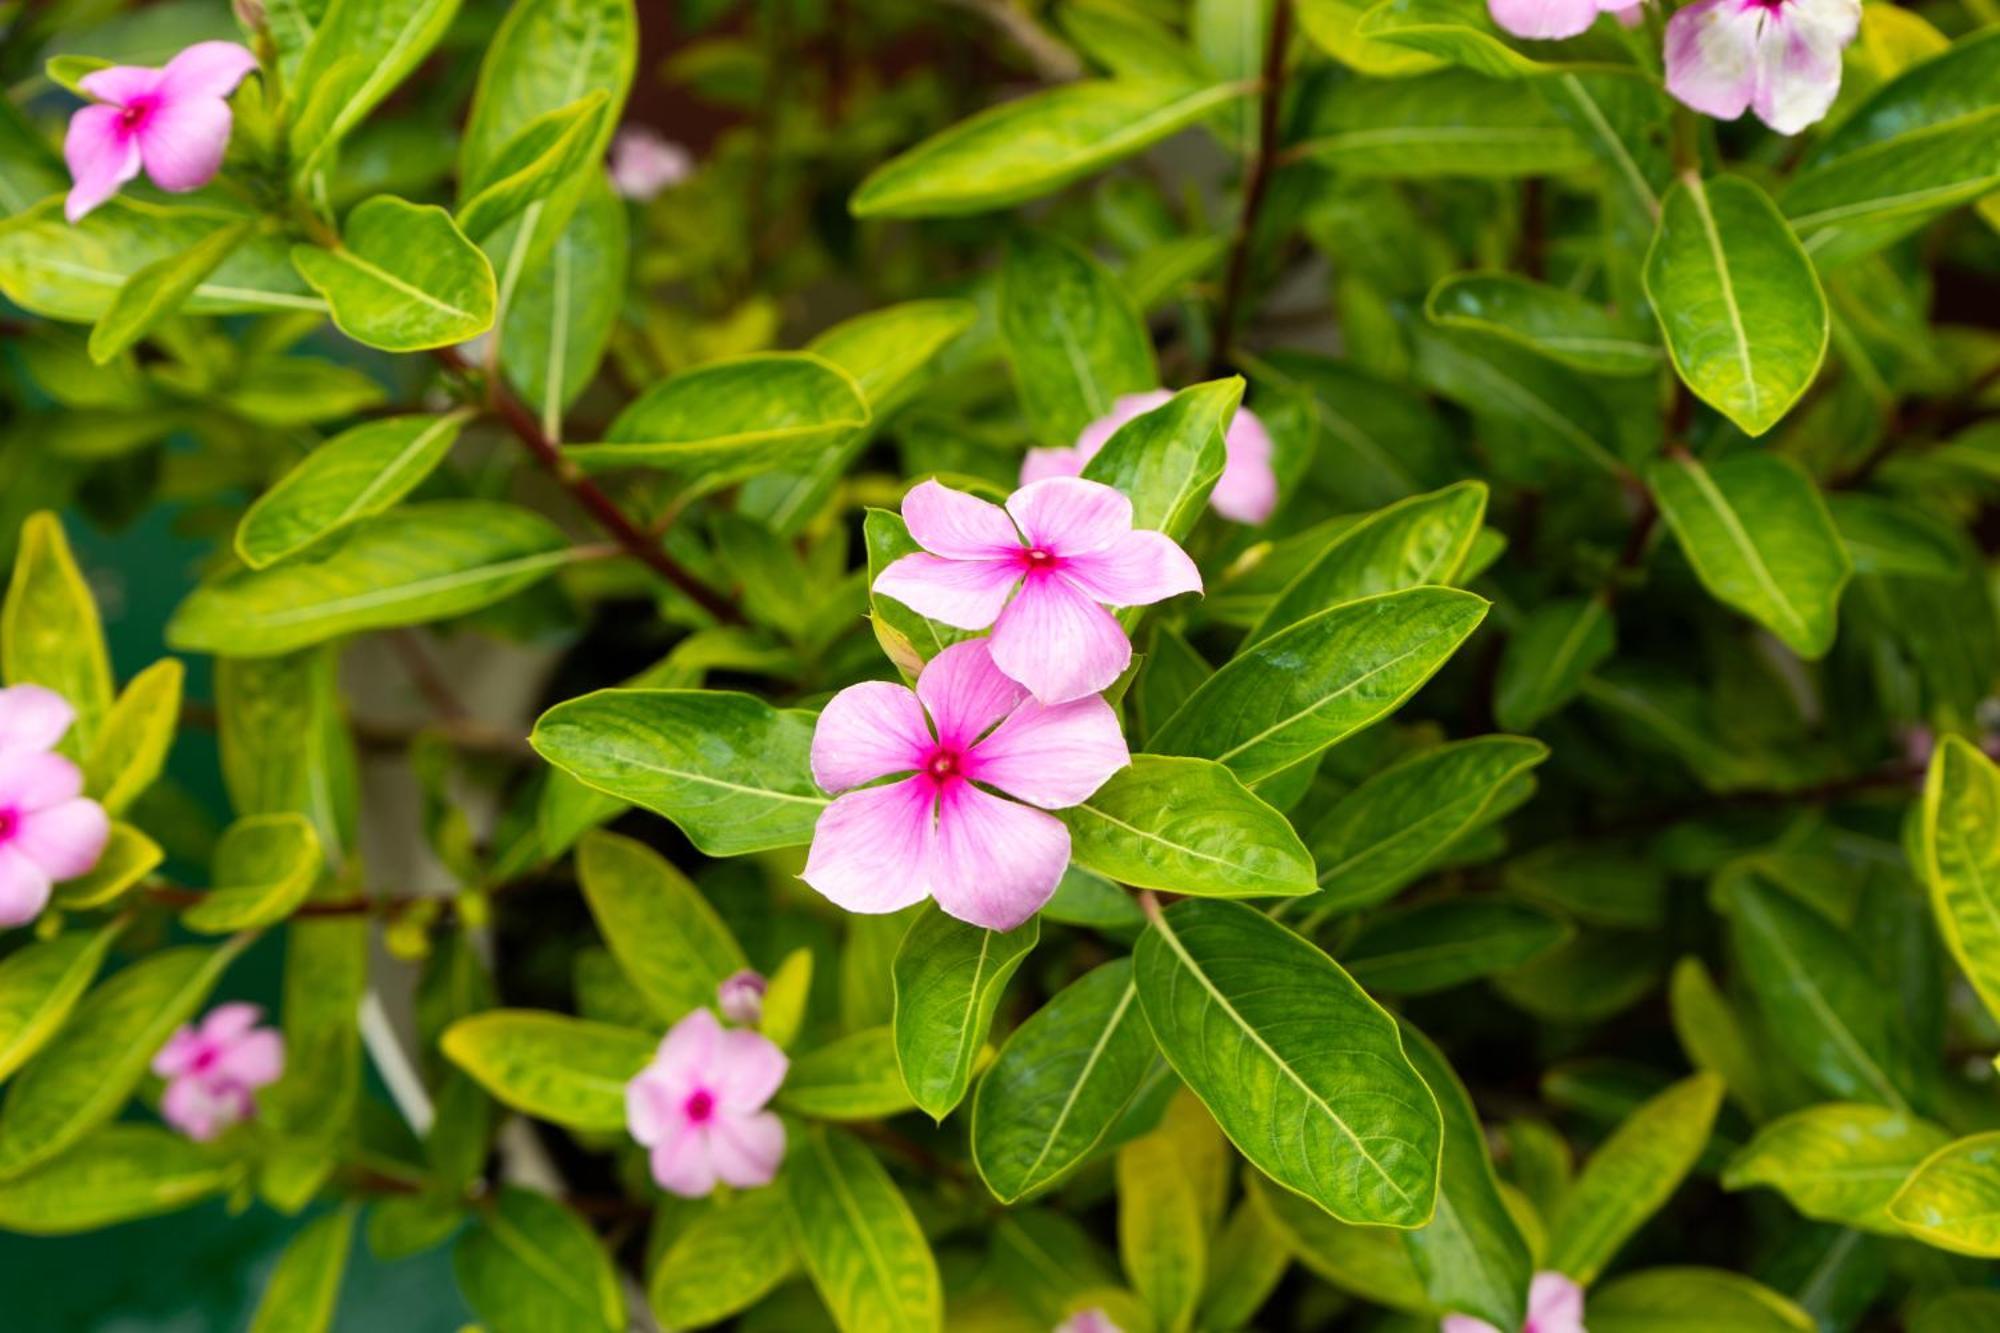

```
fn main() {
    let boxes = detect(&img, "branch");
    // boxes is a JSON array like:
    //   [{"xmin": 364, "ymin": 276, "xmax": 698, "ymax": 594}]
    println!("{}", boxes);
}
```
[{"xmin": 1209, "ymin": 0, "xmax": 1294, "ymax": 374}]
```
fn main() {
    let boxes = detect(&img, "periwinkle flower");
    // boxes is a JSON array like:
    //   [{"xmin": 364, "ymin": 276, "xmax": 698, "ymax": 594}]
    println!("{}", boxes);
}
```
[
  {"xmin": 1665, "ymin": 0, "xmax": 1861, "ymax": 134},
  {"xmin": 63, "ymin": 41, "xmax": 260, "ymax": 222},
  {"xmin": 1022, "ymin": 390, "xmax": 1279, "ymax": 526},
  {"xmin": 1443, "ymin": 1272, "xmax": 1587, "ymax": 1333},
  {"xmin": 626, "ymin": 1008, "xmax": 787, "ymax": 1197},
  {"xmin": 152, "ymin": 1003, "xmax": 285, "ymax": 1141},
  {"xmin": 0, "ymin": 685, "xmax": 110, "ymax": 927},
  {"xmin": 609, "ymin": 126, "xmax": 694, "ymax": 201},
  {"xmin": 717, "ymin": 969, "xmax": 767, "ymax": 1026}
]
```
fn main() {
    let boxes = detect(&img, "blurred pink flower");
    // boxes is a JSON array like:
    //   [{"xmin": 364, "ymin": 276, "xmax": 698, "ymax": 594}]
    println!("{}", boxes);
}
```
[
  {"xmin": 804, "ymin": 639, "xmax": 1128, "ymax": 930},
  {"xmin": 1666, "ymin": 0, "xmax": 1860, "ymax": 134},
  {"xmin": 1487, "ymin": 0, "xmax": 1639, "ymax": 39},
  {"xmin": 1443, "ymin": 1272, "xmax": 1586, "ymax": 1333},
  {"xmin": 152, "ymin": 1003, "xmax": 285, "ymax": 1141},
  {"xmin": 0, "ymin": 687, "xmax": 109, "ymax": 928},
  {"xmin": 1022, "ymin": 390, "xmax": 1279, "ymax": 525},
  {"xmin": 609, "ymin": 126, "xmax": 694, "ymax": 201},
  {"xmin": 1056, "ymin": 1310, "xmax": 1123, "ymax": 1333},
  {"xmin": 717, "ymin": 968, "xmax": 767, "ymax": 1026},
  {"xmin": 627, "ymin": 1008, "xmax": 787, "ymax": 1197},
  {"xmin": 63, "ymin": 41, "xmax": 259, "ymax": 222},
  {"xmin": 873, "ymin": 477, "xmax": 1201, "ymax": 704}
]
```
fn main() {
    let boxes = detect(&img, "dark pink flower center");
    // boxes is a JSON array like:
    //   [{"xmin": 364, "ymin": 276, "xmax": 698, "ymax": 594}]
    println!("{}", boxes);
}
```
[
  {"xmin": 683, "ymin": 1088, "xmax": 715, "ymax": 1123},
  {"xmin": 925, "ymin": 748, "xmax": 963, "ymax": 782},
  {"xmin": 1017, "ymin": 545, "xmax": 1062, "ymax": 576},
  {"xmin": 0, "ymin": 807, "xmax": 15, "ymax": 844},
  {"xmin": 117, "ymin": 97, "xmax": 158, "ymax": 133},
  {"xmin": 1739, "ymin": 0, "xmax": 1788, "ymax": 10}
]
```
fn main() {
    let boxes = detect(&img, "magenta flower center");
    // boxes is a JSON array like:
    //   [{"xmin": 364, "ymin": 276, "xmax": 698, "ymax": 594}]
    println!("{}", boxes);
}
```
[
  {"xmin": 925, "ymin": 748, "xmax": 964, "ymax": 783},
  {"xmin": 683, "ymin": 1088, "xmax": 716, "ymax": 1123},
  {"xmin": 0, "ymin": 807, "xmax": 16, "ymax": 844},
  {"xmin": 117, "ymin": 97, "xmax": 158, "ymax": 133},
  {"xmin": 1739, "ymin": 0, "xmax": 1788, "ymax": 11},
  {"xmin": 1018, "ymin": 545, "xmax": 1062, "ymax": 575}
]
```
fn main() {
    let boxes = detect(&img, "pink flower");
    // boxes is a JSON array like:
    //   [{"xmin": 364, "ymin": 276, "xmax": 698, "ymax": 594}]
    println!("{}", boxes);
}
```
[
  {"xmin": 1057, "ymin": 1311, "xmax": 1124, "ymax": 1333},
  {"xmin": 1443, "ymin": 1272, "xmax": 1586, "ymax": 1333},
  {"xmin": 152, "ymin": 1003, "xmax": 285, "ymax": 1142},
  {"xmin": 1665, "ymin": 0, "xmax": 1860, "ymax": 135},
  {"xmin": 1487, "ymin": 0, "xmax": 1639, "ymax": 39},
  {"xmin": 873, "ymin": 477, "xmax": 1201, "ymax": 705},
  {"xmin": 63, "ymin": 41, "xmax": 259, "ymax": 223},
  {"xmin": 0, "ymin": 687, "xmax": 110, "ymax": 928},
  {"xmin": 802, "ymin": 639, "xmax": 1128, "ymax": 930},
  {"xmin": 1022, "ymin": 390, "xmax": 1279, "ymax": 526},
  {"xmin": 608, "ymin": 126, "xmax": 693, "ymax": 201},
  {"xmin": 627, "ymin": 1008, "xmax": 787, "ymax": 1197},
  {"xmin": 717, "ymin": 969, "xmax": 767, "ymax": 1026}
]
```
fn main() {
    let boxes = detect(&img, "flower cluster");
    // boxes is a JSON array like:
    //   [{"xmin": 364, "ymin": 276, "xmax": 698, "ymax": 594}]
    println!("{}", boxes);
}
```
[
  {"xmin": 152, "ymin": 1003, "xmax": 285, "ymax": 1142},
  {"xmin": 0, "ymin": 685, "xmax": 110, "ymax": 927},
  {"xmin": 1023, "ymin": 390, "xmax": 1279, "ymax": 526}
]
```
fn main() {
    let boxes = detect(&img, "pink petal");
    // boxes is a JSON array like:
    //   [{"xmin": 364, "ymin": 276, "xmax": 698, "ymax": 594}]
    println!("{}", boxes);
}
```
[
  {"xmin": 162, "ymin": 1076, "xmax": 250, "ymax": 1142},
  {"xmin": 0, "ymin": 751, "xmax": 84, "ymax": 812},
  {"xmin": 0, "ymin": 847, "xmax": 51, "ymax": 928},
  {"xmin": 872, "ymin": 552, "xmax": 1020, "ymax": 631},
  {"xmin": 709, "ymin": 1029, "xmax": 787, "ymax": 1112},
  {"xmin": 1060, "ymin": 530, "xmax": 1202, "ymax": 607},
  {"xmin": 1082, "ymin": 391, "xmax": 1172, "ymax": 459},
  {"xmin": 0, "ymin": 685, "xmax": 75, "ymax": 755},
  {"xmin": 708, "ymin": 1110, "xmax": 785, "ymax": 1189},
  {"xmin": 965, "ymin": 695, "xmax": 1129, "ymax": 809},
  {"xmin": 1213, "ymin": 407, "xmax": 1279, "ymax": 524},
  {"xmin": 15, "ymin": 798, "xmax": 109, "ymax": 880},
  {"xmin": 915, "ymin": 640, "xmax": 1027, "ymax": 749},
  {"xmin": 158, "ymin": 41, "xmax": 259, "ymax": 101},
  {"xmin": 136, "ymin": 95, "xmax": 233, "ymax": 192},
  {"xmin": 1529, "ymin": 1272, "xmax": 1585, "ymax": 1333},
  {"xmin": 152, "ymin": 1025, "xmax": 205, "ymax": 1080},
  {"xmin": 717, "ymin": 969, "xmax": 766, "ymax": 1026},
  {"xmin": 1006, "ymin": 477, "xmax": 1134, "ymax": 557},
  {"xmin": 1020, "ymin": 446, "xmax": 1087, "ymax": 486},
  {"xmin": 76, "ymin": 65, "xmax": 162, "ymax": 105},
  {"xmin": 1666, "ymin": 0, "xmax": 1759, "ymax": 123},
  {"xmin": 655, "ymin": 1007, "xmax": 723, "ymax": 1085},
  {"xmin": 626, "ymin": 1065, "xmax": 679, "ymax": 1147},
  {"xmin": 1442, "ymin": 1317, "xmax": 1501, "ymax": 1333},
  {"xmin": 609, "ymin": 126, "xmax": 693, "ymax": 201},
  {"xmin": 1487, "ymin": 0, "xmax": 1604, "ymax": 39},
  {"xmin": 63, "ymin": 103, "xmax": 142, "ymax": 222},
  {"xmin": 1749, "ymin": 0, "xmax": 1856, "ymax": 135},
  {"xmin": 900, "ymin": 478, "xmax": 1022, "ymax": 559},
  {"xmin": 930, "ymin": 782, "xmax": 1069, "ymax": 930},
  {"xmin": 800, "ymin": 778, "xmax": 937, "ymax": 915},
  {"xmin": 811, "ymin": 681, "xmax": 931, "ymax": 793},
  {"xmin": 212, "ymin": 1028, "xmax": 284, "ymax": 1088},
  {"xmin": 199, "ymin": 1001, "xmax": 264, "ymax": 1046},
  {"xmin": 989, "ymin": 575, "xmax": 1133, "ymax": 705},
  {"xmin": 650, "ymin": 1120, "xmax": 720, "ymax": 1197}
]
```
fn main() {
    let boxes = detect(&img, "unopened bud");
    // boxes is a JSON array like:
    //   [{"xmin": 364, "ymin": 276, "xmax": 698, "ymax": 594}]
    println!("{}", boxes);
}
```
[{"xmin": 717, "ymin": 969, "xmax": 767, "ymax": 1026}]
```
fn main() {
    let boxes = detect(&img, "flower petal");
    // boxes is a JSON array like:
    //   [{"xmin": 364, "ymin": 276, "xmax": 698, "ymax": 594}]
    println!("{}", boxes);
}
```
[
  {"xmin": 1666, "ymin": 0, "xmax": 1760, "ymax": 124},
  {"xmin": 930, "ymin": 783, "xmax": 1070, "ymax": 930},
  {"xmin": 800, "ymin": 778, "xmax": 937, "ymax": 916},
  {"xmin": 15, "ymin": 798, "xmax": 109, "ymax": 881},
  {"xmin": 0, "ymin": 750, "xmax": 83, "ymax": 812},
  {"xmin": 709, "ymin": 1110, "xmax": 786, "ymax": 1189},
  {"xmin": 1529, "ymin": 1272, "xmax": 1585, "ymax": 1333},
  {"xmin": 1213, "ymin": 406, "xmax": 1279, "ymax": 524},
  {"xmin": 199, "ymin": 1002, "xmax": 265, "ymax": 1047},
  {"xmin": 989, "ymin": 575, "xmax": 1133, "ymax": 705},
  {"xmin": 0, "ymin": 848, "xmax": 50, "ymax": 928},
  {"xmin": 655, "ymin": 1007, "xmax": 722, "ymax": 1086},
  {"xmin": 1059, "ymin": 530, "xmax": 1202, "ymax": 608},
  {"xmin": 873, "ymin": 552, "xmax": 1020, "ymax": 630},
  {"xmin": 811, "ymin": 680, "xmax": 931, "ymax": 793},
  {"xmin": 158, "ymin": 41, "xmax": 259, "ymax": 101},
  {"xmin": 1020, "ymin": 446, "xmax": 1087, "ymax": 486},
  {"xmin": 1441, "ymin": 1317, "xmax": 1501, "ymax": 1333},
  {"xmin": 966, "ymin": 695, "xmax": 1129, "ymax": 809},
  {"xmin": 212, "ymin": 1028, "xmax": 284, "ymax": 1089},
  {"xmin": 1750, "ymin": 0, "xmax": 1857, "ymax": 134},
  {"xmin": 1487, "ymin": 0, "xmax": 1604, "ymax": 39},
  {"xmin": 649, "ymin": 1120, "xmax": 719, "ymax": 1197},
  {"xmin": 77, "ymin": 64, "xmax": 162, "ymax": 105},
  {"xmin": 0, "ymin": 685, "xmax": 75, "ymax": 755},
  {"xmin": 710, "ymin": 1029, "xmax": 788, "ymax": 1112},
  {"xmin": 152, "ymin": 1025, "xmax": 205, "ymax": 1080},
  {"xmin": 63, "ymin": 103, "xmax": 142, "ymax": 223},
  {"xmin": 626, "ymin": 1066, "xmax": 678, "ymax": 1147},
  {"xmin": 162, "ymin": 1076, "xmax": 240, "ymax": 1142},
  {"xmin": 1006, "ymin": 477, "xmax": 1134, "ymax": 556},
  {"xmin": 900, "ymin": 478, "xmax": 1022, "ymax": 558},
  {"xmin": 136, "ymin": 94, "xmax": 233, "ymax": 192},
  {"xmin": 915, "ymin": 640, "xmax": 1027, "ymax": 749}
]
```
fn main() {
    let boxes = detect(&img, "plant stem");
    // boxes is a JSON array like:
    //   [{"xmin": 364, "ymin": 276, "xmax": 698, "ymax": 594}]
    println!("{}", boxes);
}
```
[{"xmin": 1210, "ymin": 0, "xmax": 1294, "ymax": 375}]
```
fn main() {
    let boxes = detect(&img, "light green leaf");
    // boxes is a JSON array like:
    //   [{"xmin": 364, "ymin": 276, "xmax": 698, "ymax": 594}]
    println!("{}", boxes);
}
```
[
  {"xmin": 1724, "ymin": 1103, "xmax": 1951, "ymax": 1233},
  {"xmin": 0, "ymin": 1125, "xmax": 236, "ymax": 1234},
  {"xmin": 263, "ymin": 915, "xmax": 367, "ymax": 1144},
  {"xmin": 1296, "ymin": 0, "xmax": 1445, "ymax": 74},
  {"xmin": 1001, "ymin": 230, "xmax": 1158, "ymax": 447},
  {"xmin": 1199, "ymin": 1196, "xmax": 1294, "ymax": 1330},
  {"xmin": 457, "ymin": 93, "xmax": 610, "ymax": 244},
  {"xmin": 216, "ymin": 648, "xmax": 359, "ymax": 857},
  {"xmin": 1079, "ymin": 379, "xmax": 1237, "ymax": 541},
  {"xmin": 182, "ymin": 814, "xmax": 322, "ymax": 934},
  {"xmin": 454, "ymin": 1186, "xmax": 624, "ymax": 1332},
  {"xmin": 1667, "ymin": 957, "xmax": 1767, "ymax": 1120},
  {"xmin": 1589, "ymin": 1269, "xmax": 1815, "ymax": 1333},
  {"xmin": 501, "ymin": 176, "xmax": 627, "ymax": 431},
  {"xmin": 52, "ymin": 822, "xmax": 162, "ymax": 911},
  {"xmin": 440, "ymin": 1010, "xmax": 653, "ymax": 1132},
  {"xmin": 0, "ymin": 920, "xmax": 122, "ymax": 1083},
  {"xmin": 779, "ymin": 1027, "xmax": 918, "ymax": 1121},
  {"xmin": 1135, "ymin": 899, "xmax": 1443, "ymax": 1227},
  {"xmin": 577, "ymin": 829, "xmax": 745, "ymax": 1023},
  {"xmin": 649, "ymin": 1187, "xmax": 798, "ymax": 1330},
  {"xmin": 1828, "ymin": 494, "xmax": 1966, "ymax": 580},
  {"xmin": 1345, "ymin": 899, "xmax": 1571, "ymax": 995},
  {"xmin": 1293, "ymin": 72, "xmax": 1589, "ymax": 178},
  {"xmin": 1062, "ymin": 754, "xmax": 1316, "ymax": 899},
  {"xmin": 249, "ymin": 1204, "xmax": 357, "ymax": 1333},
  {"xmin": 1427, "ymin": 273, "xmax": 1661, "ymax": 376},
  {"xmin": 786, "ymin": 1126, "xmax": 943, "ymax": 1333},
  {"xmin": 83, "ymin": 657, "xmax": 182, "ymax": 816},
  {"xmin": 892, "ymin": 904, "xmax": 1039, "ymax": 1120},
  {"xmin": 289, "ymin": 0, "xmax": 463, "ymax": 179},
  {"xmin": 1249, "ymin": 1171, "xmax": 1434, "ymax": 1312},
  {"xmin": 1409, "ymin": 325, "xmax": 1624, "ymax": 476},
  {"xmin": 291, "ymin": 197, "xmax": 497, "ymax": 352},
  {"xmin": 88, "ymin": 218, "xmax": 256, "ymax": 364},
  {"xmin": 1494, "ymin": 596, "xmax": 1614, "ymax": 732},
  {"xmin": 3, "ymin": 511, "xmax": 112, "ymax": 754},
  {"xmin": 1355, "ymin": 0, "xmax": 1586, "ymax": 78},
  {"xmin": 1920, "ymin": 736, "xmax": 2000, "ymax": 1026},
  {"xmin": 1118, "ymin": 1091, "xmax": 1217, "ymax": 1333},
  {"xmin": 1889, "ymin": 1133, "xmax": 2000, "ymax": 1258}
]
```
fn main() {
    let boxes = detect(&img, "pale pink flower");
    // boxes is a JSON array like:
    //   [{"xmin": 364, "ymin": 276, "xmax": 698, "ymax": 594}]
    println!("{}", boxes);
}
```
[
  {"xmin": 627, "ymin": 1008, "xmax": 787, "ymax": 1197},
  {"xmin": 1487, "ymin": 0, "xmax": 1640, "ymax": 39},
  {"xmin": 873, "ymin": 477, "xmax": 1201, "ymax": 705},
  {"xmin": 802, "ymin": 639, "xmax": 1128, "ymax": 930},
  {"xmin": 1443, "ymin": 1272, "xmax": 1586, "ymax": 1333},
  {"xmin": 1022, "ymin": 390, "xmax": 1280, "ymax": 526},
  {"xmin": 1057, "ymin": 1310, "xmax": 1124, "ymax": 1333},
  {"xmin": 608, "ymin": 126, "xmax": 694, "ymax": 201},
  {"xmin": 152, "ymin": 1003, "xmax": 285, "ymax": 1141},
  {"xmin": 717, "ymin": 969, "xmax": 767, "ymax": 1026},
  {"xmin": 0, "ymin": 687, "xmax": 109, "ymax": 927},
  {"xmin": 1665, "ymin": 0, "xmax": 1860, "ymax": 135},
  {"xmin": 62, "ymin": 41, "xmax": 260, "ymax": 222}
]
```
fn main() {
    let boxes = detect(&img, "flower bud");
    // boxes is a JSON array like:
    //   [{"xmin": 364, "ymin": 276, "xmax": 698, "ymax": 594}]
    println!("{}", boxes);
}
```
[{"xmin": 717, "ymin": 968, "xmax": 767, "ymax": 1026}]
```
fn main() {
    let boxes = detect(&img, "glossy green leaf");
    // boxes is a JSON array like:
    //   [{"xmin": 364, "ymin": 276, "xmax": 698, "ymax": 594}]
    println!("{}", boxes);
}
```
[
  {"xmin": 1150, "ymin": 587, "xmax": 1490, "ymax": 784},
  {"xmin": 1494, "ymin": 596, "xmax": 1614, "ymax": 731},
  {"xmin": 501, "ymin": 176, "xmax": 627, "ymax": 429},
  {"xmin": 248, "ymin": 1204, "xmax": 357, "ymax": 1333},
  {"xmin": 530, "ymin": 689, "xmax": 825, "ymax": 855},
  {"xmin": 1079, "ymin": 379, "xmax": 1237, "ymax": 541},
  {"xmin": 82, "ymin": 657, "xmax": 182, "ymax": 816},
  {"xmin": 1723, "ymin": 1103, "xmax": 1951, "ymax": 1233},
  {"xmin": 289, "ymin": 0, "xmax": 463, "ymax": 178},
  {"xmin": 1345, "ymin": 899, "xmax": 1570, "ymax": 995},
  {"xmin": 648, "ymin": 1186, "xmax": 798, "ymax": 1330},
  {"xmin": 1667, "ymin": 957, "xmax": 1768, "ymax": 1120},
  {"xmin": 52, "ymin": 822, "xmax": 162, "ymax": 911},
  {"xmin": 0, "ymin": 920, "xmax": 122, "ymax": 1083},
  {"xmin": 1135, "ymin": 899, "xmax": 1443, "ymax": 1227},
  {"xmin": 88, "ymin": 219, "xmax": 255, "ymax": 363},
  {"xmin": 891, "ymin": 904, "xmax": 1039, "ymax": 1120},
  {"xmin": 262, "ymin": 914, "xmax": 367, "ymax": 1144},
  {"xmin": 1250, "ymin": 1171, "xmax": 1433, "ymax": 1312},
  {"xmin": 1000, "ymin": 231, "xmax": 1157, "ymax": 447},
  {"xmin": 440, "ymin": 1010, "xmax": 653, "ymax": 1132},
  {"xmin": 1644, "ymin": 175, "xmax": 1828, "ymax": 436},
  {"xmin": 1293, "ymin": 72, "xmax": 1589, "ymax": 178},
  {"xmin": 291, "ymin": 197, "xmax": 497, "ymax": 351},
  {"xmin": 1355, "ymin": 0, "xmax": 1582, "ymax": 78},
  {"xmin": 170, "ymin": 501, "xmax": 571, "ymax": 657},
  {"xmin": 1920, "ymin": 736, "xmax": 2000, "ymax": 1025},
  {"xmin": 1296, "ymin": 0, "xmax": 1444, "ymax": 74},
  {"xmin": 0, "ymin": 1125, "xmax": 236, "ymax": 1234},
  {"xmin": 454, "ymin": 1186, "xmax": 624, "ymax": 1332},
  {"xmin": 1589, "ymin": 1268, "xmax": 1815, "ymax": 1333},
  {"xmin": 457, "ymin": 93, "xmax": 609, "ymax": 243},
  {"xmin": 577, "ymin": 829, "xmax": 745, "ymax": 1023},
  {"xmin": 1649, "ymin": 452, "xmax": 1850, "ymax": 658},
  {"xmin": 1889, "ymin": 1132, "xmax": 2000, "ymax": 1258},
  {"xmin": 1409, "ymin": 325, "xmax": 1624, "ymax": 477},
  {"xmin": 786, "ymin": 1126, "xmax": 943, "ymax": 1333},
  {"xmin": 778, "ymin": 1027, "xmax": 917, "ymax": 1121},
  {"xmin": 216, "ymin": 648, "xmax": 359, "ymax": 857},
  {"xmin": 1427, "ymin": 273, "xmax": 1660, "ymax": 376},
  {"xmin": 181, "ymin": 814, "xmax": 322, "ymax": 934},
  {"xmin": 1117, "ymin": 1092, "xmax": 1216, "ymax": 1332},
  {"xmin": 3, "ymin": 511, "xmax": 112, "ymax": 753}
]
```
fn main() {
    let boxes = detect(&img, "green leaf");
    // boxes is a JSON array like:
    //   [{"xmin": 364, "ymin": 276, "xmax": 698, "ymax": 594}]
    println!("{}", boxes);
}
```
[
  {"xmin": 569, "ymin": 353, "xmax": 871, "ymax": 485},
  {"xmin": 852, "ymin": 80, "xmax": 1249, "ymax": 218},
  {"xmin": 1000, "ymin": 231, "xmax": 1157, "ymax": 447},
  {"xmin": 237, "ymin": 410, "xmax": 474, "ymax": 569},
  {"xmin": 1648, "ymin": 452, "xmax": 1850, "ymax": 658},
  {"xmin": 0, "ymin": 1125, "xmax": 236, "ymax": 1234},
  {"xmin": 440, "ymin": 1010, "xmax": 653, "ymax": 1132},
  {"xmin": 891, "ymin": 904, "xmax": 1039, "ymax": 1120},
  {"xmin": 576, "ymin": 829, "xmax": 745, "ymax": 1023},
  {"xmin": 1293, "ymin": 71, "xmax": 1589, "ymax": 178},
  {"xmin": 779, "ymin": 1027, "xmax": 917, "ymax": 1121},
  {"xmin": 3, "ymin": 511, "xmax": 112, "ymax": 753},
  {"xmin": 1427, "ymin": 273, "xmax": 1661, "ymax": 377},
  {"xmin": 1150, "ymin": 587, "xmax": 1490, "ymax": 784},
  {"xmin": 1061, "ymin": 755, "xmax": 1315, "ymax": 899},
  {"xmin": 1306, "ymin": 736, "xmax": 1549, "ymax": 911},
  {"xmin": 0, "ymin": 920, "xmax": 122, "ymax": 1082},
  {"xmin": 216, "ymin": 648, "xmax": 359, "ymax": 856},
  {"xmin": 0, "ymin": 943, "xmax": 238, "ymax": 1179},
  {"xmin": 530, "ymin": 689, "xmax": 825, "ymax": 855},
  {"xmin": 1199, "ymin": 1196, "xmax": 1294, "ymax": 1330},
  {"xmin": 1345, "ymin": 899, "xmax": 1571, "ymax": 995},
  {"xmin": 1724, "ymin": 1103, "xmax": 1951, "ymax": 1233},
  {"xmin": 1888, "ymin": 1132, "xmax": 2000, "ymax": 1258},
  {"xmin": 1079, "ymin": 379, "xmax": 1237, "ymax": 541},
  {"xmin": 1667, "ymin": 957, "xmax": 1768, "ymax": 1120},
  {"xmin": 1911, "ymin": 1290, "xmax": 2000, "ymax": 1333},
  {"xmin": 1545, "ymin": 1073, "xmax": 1724, "ymax": 1283},
  {"xmin": 1117, "ymin": 1092, "xmax": 1217, "ymax": 1332},
  {"xmin": 457, "ymin": 93, "xmax": 610, "ymax": 244},
  {"xmin": 1248, "ymin": 482, "xmax": 1488, "ymax": 646},
  {"xmin": 182, "ymin": 814, "xmax": 323, "ymax": 934},
  {"xmin": 1135, "ymin": 899, "xmax": 1443, "ymax": 1227},
  {"xmin": 289, "ymin": 0, "xmax": 463, "ymax": 180},
  {"xmin": 1588, "ymin": 1269, "xmax": 1815, "ymax": 1333},
  {"xmin": 1355, "ymin": 0, "xmax": 1585, "ymax": 78},
  {"xmin": 1409, "ymin": 325, "xmax": 1625, "ymax": 477},
  {"xmin": 263, "ymin": 916, "xmax": 368, "ymax": 1143},
  {"xmin": 454, "ymin": 1186, "xmax": 624, "ymax": 1332},
  {"xmin": 1920, "ymin": 736, "xmax": 2000, "ymax": 1026},
  {"xmin": 248, "ymin": 1204, "xmax": 357, "ymax": 1333},
  {"xmin": 1249, "ymin": 1171, "xmax": 1433, "ymax": 1313},
  {"xmin": 501, "ymin": 176, "xmax": 627, "ymax": 430},
  {"xmin": 88, "ymin": 219, "xmax": 256, "ymax": 364},
  {"xmin": 648, "ymin": 1187, "xmax": 798, "ymax": 1330},
  {"xmin": 1494, "ymin": 596, "xmax": 1614, "ymax": 731},
  {"xmin": 291, "ymin": 197, "xmax": 497, "ymax": 352},
  {"xmin": 972, "ymin": 959, "xmax": 1158, "ymax": 1203},
  {"xmin": 1828, "ymin": 494, "xmax": 1966, "ymax": 581},
  {"xmin": 52, "ymin": 822, "xmax": 162, "ymax": 911},
  {"xmin": 786, "ymin": 1125, "xmax": 943, "ymax": 1333},
  {"xmin": 1644, "ymin": 175, "xmax": 1828, "ymax": 437},
  {"xmin": 82, "ymin": 657, "xmax": 182, "ymax": 816},
  {"xmin": 169, "ymin": 501, "xmax": 571, "ymax": 657},
  {"xmin": 1297, "ymin": 0, "xmax": 1445, "ymax": 74}
]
